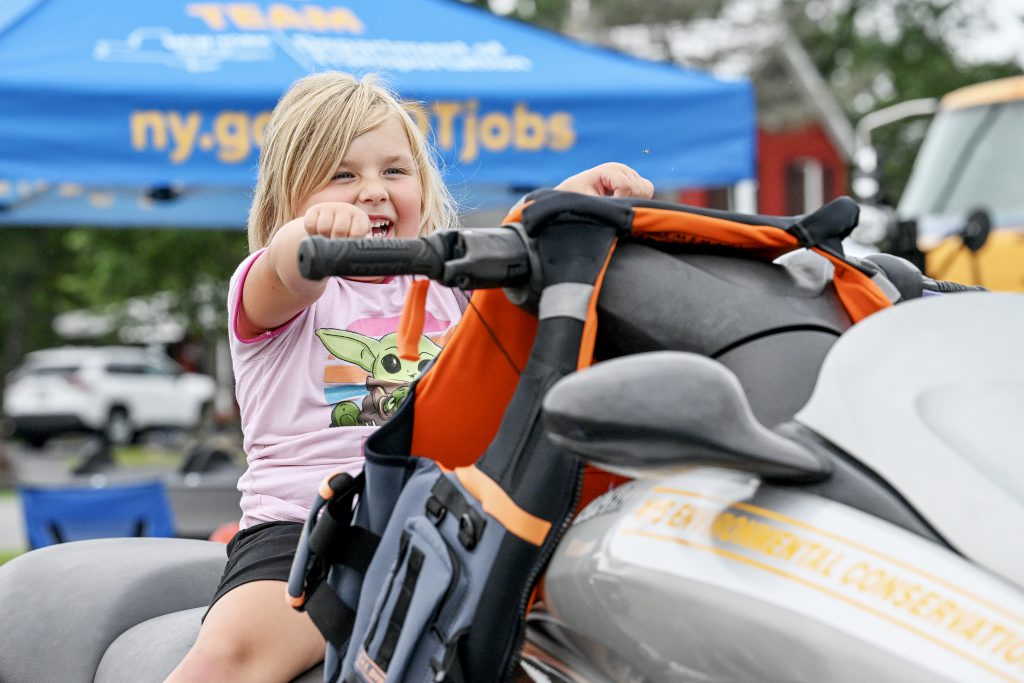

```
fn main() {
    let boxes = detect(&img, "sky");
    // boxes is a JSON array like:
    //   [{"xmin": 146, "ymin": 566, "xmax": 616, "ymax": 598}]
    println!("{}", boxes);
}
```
[
  {"xmin": 950, "ymin": 0, "xmax": 1024, "ymax": 67},
  {"xmin": 485, "ymin": 0, "xmax": 1024, "ymax": 69}
]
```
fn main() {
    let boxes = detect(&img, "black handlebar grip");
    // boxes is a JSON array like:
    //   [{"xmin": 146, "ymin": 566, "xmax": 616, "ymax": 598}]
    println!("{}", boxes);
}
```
[
  {"xmin": 297, "ymin": 235, "xmax": 445, "ymax": 280},
  {"xmin": 922, "ymin": 277, "xmax": 989, "ymax": 294}
]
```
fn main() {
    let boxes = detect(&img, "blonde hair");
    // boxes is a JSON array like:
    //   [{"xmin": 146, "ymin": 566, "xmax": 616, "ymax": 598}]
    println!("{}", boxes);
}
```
[{"xmin": 247, "ymin": 72, "xmax": 457, "ymax": 252}]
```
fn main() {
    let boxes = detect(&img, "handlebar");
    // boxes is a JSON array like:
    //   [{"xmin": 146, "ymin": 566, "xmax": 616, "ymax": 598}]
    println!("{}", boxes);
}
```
[
  {"xmin": 297, "ymin": 228, "xmax": 534, "ymax": 291},
  {"xmin": 920, "ymin": 277, "xmax": 988, "ymax": 294},
  {"xmin": 861, "ymin": 253, "xmax": 988, "ymax": 300},
  {"xmin": 298, "ymin": 231, "xmax": 989, "ymax": 302},
  {"xmin": 298, "ymin": 233, "xmax": 447, "ymax": 281}
]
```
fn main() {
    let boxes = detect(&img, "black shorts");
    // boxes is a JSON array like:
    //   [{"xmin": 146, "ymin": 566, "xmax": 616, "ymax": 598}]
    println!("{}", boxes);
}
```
[{"xmin": 207, "ymin": 520, "xmax": 303, "ymax": 616}]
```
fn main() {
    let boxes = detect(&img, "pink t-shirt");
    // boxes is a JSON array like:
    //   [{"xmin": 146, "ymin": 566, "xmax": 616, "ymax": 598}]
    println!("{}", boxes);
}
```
[{"xmin": 228, "ymin": 250, "xmax": 464, "ymax": 528}]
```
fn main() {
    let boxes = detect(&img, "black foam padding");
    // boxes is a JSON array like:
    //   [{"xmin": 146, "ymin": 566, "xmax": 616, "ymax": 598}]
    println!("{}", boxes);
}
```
[{"xmin": 595, "ymin": 242, "xmax": 851, "ymax": 425}]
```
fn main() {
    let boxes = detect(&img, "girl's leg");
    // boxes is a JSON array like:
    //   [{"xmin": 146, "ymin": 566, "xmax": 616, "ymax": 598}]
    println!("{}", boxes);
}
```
[{"xmin": 165, "ymin": 580, "xmax": 324, "ymax": 683}]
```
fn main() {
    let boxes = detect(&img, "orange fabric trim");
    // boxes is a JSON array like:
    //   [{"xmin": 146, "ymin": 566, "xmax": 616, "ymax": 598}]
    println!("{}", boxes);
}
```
[
  {"xmin": 398, "ymin": 279, "xmax": 430, "ymax": 361},
  {"xmin": 632, "ymin": 207, "xmax": 799, "ymax": 260},
  {"xmin": 818, "ymin": 251, "xmax": 893, "ymax": 322},
  {"xmin": 429, "ymin": 328, "xmax": 456, "ymax": 348},
  {"xmin": 411, "ymin": 288, "xmax": 537, "ymax": 468},
  {"xmin": 577, "ymin": 241, "xmax": 617, "ymax": 370},
  {"xmin": 455, "ymin": 465, "xmax": 551, "ymax": 546},
  {"xmin": 501, "ymin": 199, "xmax": 531, "ymax": 225},
  {"xmin": 633, "ymin": 206, "xmax": 892, "ymax": 324},
  {"xmin": 526, "ymin": 583, "xmax": 541, "ymax": 614}
]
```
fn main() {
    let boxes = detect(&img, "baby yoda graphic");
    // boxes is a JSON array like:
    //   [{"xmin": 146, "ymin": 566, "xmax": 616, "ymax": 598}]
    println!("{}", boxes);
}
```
[{"xmin": 317, "ymin": 329, "xmax": 442, "ymax": 427}]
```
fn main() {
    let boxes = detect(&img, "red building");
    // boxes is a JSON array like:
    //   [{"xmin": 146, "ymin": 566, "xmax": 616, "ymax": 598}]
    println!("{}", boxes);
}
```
[{"xmin": 681, "ymin": 124, "xmax": 849, "ymax": 216}]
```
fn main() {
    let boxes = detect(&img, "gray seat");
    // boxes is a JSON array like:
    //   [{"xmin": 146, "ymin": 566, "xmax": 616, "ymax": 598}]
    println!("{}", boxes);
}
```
[
  {"xmin": 96, "ymin": 607, "xmax": 208, "ymax": 682},
  {"xmin": 95, "ymin": 607, "xmax": 323, "ymax": 682},
  {"xmin": 0, "ymin": 537, "xmax": 324, "ymax": 682}
]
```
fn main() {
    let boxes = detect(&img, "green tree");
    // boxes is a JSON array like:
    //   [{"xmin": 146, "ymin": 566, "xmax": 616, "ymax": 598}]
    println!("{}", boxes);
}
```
[
  {"xmin": 0, "ymin": 226, "xmax": 246, "ymax": 383},
  {"xmin": 783, "ymin": 0, "xmax": 1022, "ymax": 202},
  {"xmin": 462, "ymin": 0, "xmax": 723, "ymax": 31},
  {"xmin": 55, "ymin": 227, "xmax": 245, "ymax": 316},
  {"xmin": 0, "ymin": 229, "xmax": 73, "ymax": 376},
  {"xmin": 589, "ymin": 0, "xmax": 724, "ymax": 26},
  {"xmin": 461, "ymin": 0, "xmax": 568, "ymax": 29},
  {"xmin": 467, "ymin": 0, "xmax": 1022, "ymax": 203}
]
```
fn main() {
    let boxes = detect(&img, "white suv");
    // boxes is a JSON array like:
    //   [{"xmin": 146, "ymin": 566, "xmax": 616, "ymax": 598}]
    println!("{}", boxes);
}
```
[{"xmin": 3, "ymin": 346, "xmax": 217, "ymax": 447}]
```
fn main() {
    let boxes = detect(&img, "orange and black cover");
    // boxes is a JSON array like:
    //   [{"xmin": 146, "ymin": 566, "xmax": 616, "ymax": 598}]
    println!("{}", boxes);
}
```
[{"xmin": 357, "ymin": 190, "xmax": 892, "ymax": 681}]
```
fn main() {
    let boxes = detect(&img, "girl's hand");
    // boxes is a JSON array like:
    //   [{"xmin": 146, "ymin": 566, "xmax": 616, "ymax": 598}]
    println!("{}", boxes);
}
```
[
  {"xmin": 555, "ymin": 162, "xmax": 654, "ymax": 199},
  {"xmin": 240, "ymin": 202, "xmax": 375, "ymax": 337},
  {"xmin": 303, "ymin": 202, "xmax": 371, "ymax": 239}
]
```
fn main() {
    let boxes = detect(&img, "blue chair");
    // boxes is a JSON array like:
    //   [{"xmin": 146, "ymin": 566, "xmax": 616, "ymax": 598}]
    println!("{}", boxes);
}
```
[{"xmin": 19, "ymin": 480, "xmax": 175, "ymax": 549}]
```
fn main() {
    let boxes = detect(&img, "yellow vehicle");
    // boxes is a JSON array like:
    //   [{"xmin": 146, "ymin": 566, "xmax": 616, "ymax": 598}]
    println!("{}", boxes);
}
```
[{"xmin": 896, "ymin": 76, "xmax": 1024, "ymax": 291}]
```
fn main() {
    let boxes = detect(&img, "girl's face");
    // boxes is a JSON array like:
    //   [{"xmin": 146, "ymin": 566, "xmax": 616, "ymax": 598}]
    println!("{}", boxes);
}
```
[{"xmin": 297, "ymin": 116, "xmax": 422, "ymax": 240}]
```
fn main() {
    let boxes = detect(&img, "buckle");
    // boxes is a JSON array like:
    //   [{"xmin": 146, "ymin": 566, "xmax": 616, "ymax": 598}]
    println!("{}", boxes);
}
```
[
  {"xmin": 425, "ymin": 495, "xmax": 445, "ymax": 523},
  {"xmin": 457, "ymin": 512, "xmax": 481, "ymax": 550}
]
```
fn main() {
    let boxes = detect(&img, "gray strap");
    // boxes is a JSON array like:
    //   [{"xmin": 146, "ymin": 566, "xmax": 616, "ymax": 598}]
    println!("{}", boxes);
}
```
[{"xmin": 538, "ymin": 283, "xmax": 594, "ymax": 321}]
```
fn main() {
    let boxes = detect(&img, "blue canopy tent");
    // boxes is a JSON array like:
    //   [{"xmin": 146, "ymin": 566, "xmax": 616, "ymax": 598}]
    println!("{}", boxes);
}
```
[{"xmin": 0, "ymin": 0, "xmax": 755, "ymax": 228}]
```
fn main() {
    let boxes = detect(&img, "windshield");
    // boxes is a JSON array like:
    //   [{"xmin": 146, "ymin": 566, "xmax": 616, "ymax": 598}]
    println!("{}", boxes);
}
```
[{"xmin": 897, "ymin": 99, "xmax": 1024, "ymax": 241}]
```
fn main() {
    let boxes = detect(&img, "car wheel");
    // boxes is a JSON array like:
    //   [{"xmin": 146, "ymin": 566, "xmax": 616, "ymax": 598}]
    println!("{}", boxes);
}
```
[
  {"xmin": 25, "ymin": 433, "xmax": 48, "ymax": 449},
  {"xmin": 105, "ymin": 408, "xmax": 134, "ymax": 446}
]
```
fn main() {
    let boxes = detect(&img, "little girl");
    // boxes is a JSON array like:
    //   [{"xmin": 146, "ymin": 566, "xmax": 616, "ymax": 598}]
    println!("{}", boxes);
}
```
[{"xmin": 167, "ymin": 71, "xmax": 652, "ymax": 683}]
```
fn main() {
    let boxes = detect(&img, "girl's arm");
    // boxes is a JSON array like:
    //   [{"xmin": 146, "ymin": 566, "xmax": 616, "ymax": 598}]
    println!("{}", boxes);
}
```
[{"xmin": 237, "ymin": 203, "xmax": 370, "ymax": 338}]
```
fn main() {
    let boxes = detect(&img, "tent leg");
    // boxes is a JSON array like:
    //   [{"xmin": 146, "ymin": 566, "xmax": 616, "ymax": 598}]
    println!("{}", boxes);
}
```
[{"xmin": 732, "ymin": 179, "xmax": 758, "ymax": 214}]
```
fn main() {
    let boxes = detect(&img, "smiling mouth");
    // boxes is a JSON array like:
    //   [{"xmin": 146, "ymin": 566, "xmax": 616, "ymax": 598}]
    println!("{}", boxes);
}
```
[{"xmin": 369, "ymin": 218, "xmax": 393, "ymax": 239}]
